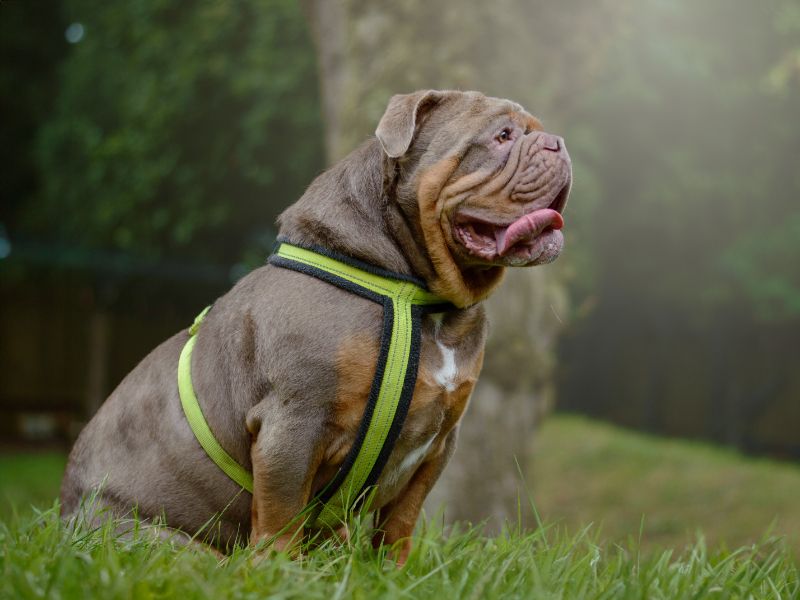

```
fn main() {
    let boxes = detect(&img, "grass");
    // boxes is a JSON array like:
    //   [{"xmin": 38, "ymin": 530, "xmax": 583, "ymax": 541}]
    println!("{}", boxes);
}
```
[
  {"xmin": 532, "ymin": 415, "xmax": 800, "ymax": 556},
  {"xmin": 0, "ymin": 416, "xmax": 798, "ymax": 598},
  {"xmin": 0, "ymin": 452, "xmax": 66, "ymax": 521},
  {"xmin": 1, "ymin": 507, "xmax": 796, "ymax": 599}
]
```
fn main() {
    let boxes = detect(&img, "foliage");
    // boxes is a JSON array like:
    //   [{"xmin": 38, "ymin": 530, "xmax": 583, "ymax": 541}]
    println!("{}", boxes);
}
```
[
  {"xmin": 720, "ymin": 214, "xmax": 800, "ymax": 320},
  {"xmin": 0, "ymin": 505, "xmax": 796, "ymax": 599},
  {"xmin": 3, "ymin": 0, "xmax": 800, "ymax": 475},
  {"xmin": 27, "ymin": 0, "xmax": 323, "ymax": 263},
  {"xmin": 561, "ymin": 0, "xmax": 800, "ymax": 319},
  {"xmin": 557, "ymin": 0, "xmax": 800, "ymax": 452},
  {"xmin": 0, "ymin": 3, "xmax": 65, "ymax": 234}
]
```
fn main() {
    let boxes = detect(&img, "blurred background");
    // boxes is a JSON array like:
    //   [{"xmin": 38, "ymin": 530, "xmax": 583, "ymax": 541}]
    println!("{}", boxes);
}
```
[{"xmin": 2, "ymin": 1, "xmax": 799, "ymax": 552}]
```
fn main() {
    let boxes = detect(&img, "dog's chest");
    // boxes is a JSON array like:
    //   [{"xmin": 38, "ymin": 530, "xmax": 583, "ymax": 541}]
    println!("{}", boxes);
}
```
[
  {"xmin": 328, "ymin": 310, "xmax": 484, "ymax": 501},
  {"xmin": 405, "ymin": 313, "xmax": 482, "ymax": 439}
]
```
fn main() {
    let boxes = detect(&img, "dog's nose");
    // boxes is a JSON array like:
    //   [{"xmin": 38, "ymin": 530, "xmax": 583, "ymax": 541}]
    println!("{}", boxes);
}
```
[{"xmin": 539, "ymin": 133, "xmax": 561, "ymax": 152}]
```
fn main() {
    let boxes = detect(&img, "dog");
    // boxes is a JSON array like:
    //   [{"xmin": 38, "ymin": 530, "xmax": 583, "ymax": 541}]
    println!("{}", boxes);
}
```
[{"xmin": 60, "ymin": 90, "xmax": 572, "ymax": 562}]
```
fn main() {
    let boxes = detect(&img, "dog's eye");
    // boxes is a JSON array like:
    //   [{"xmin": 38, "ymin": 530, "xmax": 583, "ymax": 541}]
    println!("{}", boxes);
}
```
[{"xmin": 496, "ymin": 128, "xmax": 512, "ymax": 143}]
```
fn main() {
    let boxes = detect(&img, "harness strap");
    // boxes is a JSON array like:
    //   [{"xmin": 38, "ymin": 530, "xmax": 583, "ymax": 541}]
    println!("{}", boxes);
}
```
[
  {"xmin": 178, "ymin": 306, "xmax": 254, "ymax": 492},
  {"xmin": 178, "ymin": 240, "xmax": 451, "ymax": 529}
]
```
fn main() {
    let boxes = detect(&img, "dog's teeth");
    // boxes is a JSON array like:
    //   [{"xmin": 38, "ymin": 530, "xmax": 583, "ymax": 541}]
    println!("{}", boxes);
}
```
[{"xmin": 494, "ymin": 227, "xmax": 506, "ymax": 254}]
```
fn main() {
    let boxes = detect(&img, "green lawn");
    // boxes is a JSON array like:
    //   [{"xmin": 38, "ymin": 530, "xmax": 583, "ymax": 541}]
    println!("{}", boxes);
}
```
[
  {"xmin": 1, "ymin": 504, "xmax": 797, "ymax": 599},
  {"xmin": 0, "ymin": 417, "xmax": 798, "ymax": 598},
  {"xmin": 0, "ymin": 452, "xmax": 66, "ymax": 521},
  {"xmin": 532, "ymin": 416, "xmax": 800, "ymax": 556}
]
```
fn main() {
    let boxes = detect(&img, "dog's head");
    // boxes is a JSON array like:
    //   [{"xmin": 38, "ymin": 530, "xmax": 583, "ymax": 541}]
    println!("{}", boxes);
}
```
[{"xmin": 377, "ymin": 90, "xmax": 572, "ymax": 307}]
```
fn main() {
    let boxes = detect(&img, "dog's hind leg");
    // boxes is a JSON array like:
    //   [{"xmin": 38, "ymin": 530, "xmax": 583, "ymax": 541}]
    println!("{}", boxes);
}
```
[
  {"xmin": 246, "ymin": 396, "xmax": 327, "ymax": 554},
  {"xmin": 63, "ymin": 491, "xmax": 224, "ymax": 557},
  {"xmin": 115, "ymin": 516, "xmax": 224, "ymax": 558}
]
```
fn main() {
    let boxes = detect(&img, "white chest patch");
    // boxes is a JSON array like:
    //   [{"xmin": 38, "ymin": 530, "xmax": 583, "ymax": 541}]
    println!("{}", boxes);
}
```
[
  {"xmin": 399, "ymin": 434, "xmax": 436, "ymax": 473},
  {"xmin": 434, "ymin": 341, "xmax": 458, "ymax": 392},
  {"xmin": 385, "ymin": 434, "xmax": 437, "ymax": 487},
  {"xmin": 430, "ymin": 313, "xmax": 458, "ymax": 392}
]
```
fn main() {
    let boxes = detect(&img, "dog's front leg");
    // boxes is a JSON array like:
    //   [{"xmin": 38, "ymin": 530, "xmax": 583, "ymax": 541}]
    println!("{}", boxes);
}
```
[
  {"xmin": 246, "ymin": 398, "xmax": 326, "ymax": 554},
  {"xmin": 373, "ymin": 429, "xmax": 458, "ymax": 565}
]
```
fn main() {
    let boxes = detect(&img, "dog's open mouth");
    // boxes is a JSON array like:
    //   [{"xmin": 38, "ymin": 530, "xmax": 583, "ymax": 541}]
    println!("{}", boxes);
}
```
[{"xmin": 453, "ymin": 185, "xmax": 568, "ymax": 266}]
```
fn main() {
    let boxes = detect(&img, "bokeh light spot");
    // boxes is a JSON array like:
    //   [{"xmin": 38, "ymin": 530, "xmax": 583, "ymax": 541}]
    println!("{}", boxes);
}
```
[{"xmin": 65, "ymin": 23, "xmax": 84, "ymax": 44}]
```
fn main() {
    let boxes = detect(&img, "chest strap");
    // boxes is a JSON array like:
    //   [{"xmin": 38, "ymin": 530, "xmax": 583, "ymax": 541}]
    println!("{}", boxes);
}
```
[{"xmin": 178, "ymin": 240, "xmax": 451, "ymax": 529}]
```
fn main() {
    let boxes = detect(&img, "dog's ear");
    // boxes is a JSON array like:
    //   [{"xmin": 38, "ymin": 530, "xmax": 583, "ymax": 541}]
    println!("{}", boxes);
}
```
[{"xmin": 375, "ymin": 90, "xmax": 447, "ymax": 159}]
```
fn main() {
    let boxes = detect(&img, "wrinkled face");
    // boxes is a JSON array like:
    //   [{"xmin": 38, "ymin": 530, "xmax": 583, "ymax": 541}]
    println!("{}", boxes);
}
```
[
  {"xmin": 437, "ymin": 104, "xmax": 572, "ymax": 268},
  {"xmin": 377, "ymin": 91, "xmax": 573, "ymax": 306}
]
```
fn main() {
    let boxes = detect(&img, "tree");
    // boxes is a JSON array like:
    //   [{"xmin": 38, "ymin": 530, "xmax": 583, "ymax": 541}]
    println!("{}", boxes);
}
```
[
  {"xmin": 0, "ymin": 2, "xmax": 65, "ymax": 237},
  {"xmin": 29, "ymin": 0, "xmax": 323, "ymax": 265},
  {"xmin": 3, "ymin": 0, "xmax": 325, "ymax": 423},
  {"xmin": 301, "ymin": 0, "xmax": 631, "ymax": 531}
]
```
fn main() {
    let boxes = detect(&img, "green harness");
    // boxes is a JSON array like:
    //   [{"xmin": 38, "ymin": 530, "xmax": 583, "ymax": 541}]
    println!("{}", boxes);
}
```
[{"xmin": 178, "ymin": 240, "xmax": 450, "ymax": 528}]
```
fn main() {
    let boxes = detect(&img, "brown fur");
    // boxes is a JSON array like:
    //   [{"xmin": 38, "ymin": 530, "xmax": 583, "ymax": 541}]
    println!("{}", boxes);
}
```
[
  {"xmin": 325, "ymin": 334, "xmax": 379, "ymax": 469},
  {"xmin": 417, "ymin": 158, "xmax": 506, "ymax": 306}
]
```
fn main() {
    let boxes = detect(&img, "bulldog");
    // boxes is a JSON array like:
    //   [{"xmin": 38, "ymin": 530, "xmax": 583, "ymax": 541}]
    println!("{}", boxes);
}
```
[{"xmin": 60, "ymin": 90, "xmax": 572, "ymax": 562}]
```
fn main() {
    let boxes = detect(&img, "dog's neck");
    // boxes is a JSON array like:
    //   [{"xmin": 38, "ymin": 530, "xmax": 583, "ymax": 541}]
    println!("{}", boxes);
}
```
[{"xmin": 277, "ymin": 139, "xmax": 436, "ymax": 282}]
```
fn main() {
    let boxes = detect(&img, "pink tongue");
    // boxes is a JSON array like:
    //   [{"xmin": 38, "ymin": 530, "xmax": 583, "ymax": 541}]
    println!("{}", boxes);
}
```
[{"xmin": 496, "ymin": 209, "xmax": 564, "ymax": 256}]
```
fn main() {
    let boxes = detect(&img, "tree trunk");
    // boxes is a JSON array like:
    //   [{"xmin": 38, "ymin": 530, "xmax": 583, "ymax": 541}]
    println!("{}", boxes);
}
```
[{"xmin": 300, "ymin": 0, "xmax": 622, "ymax": 532}]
